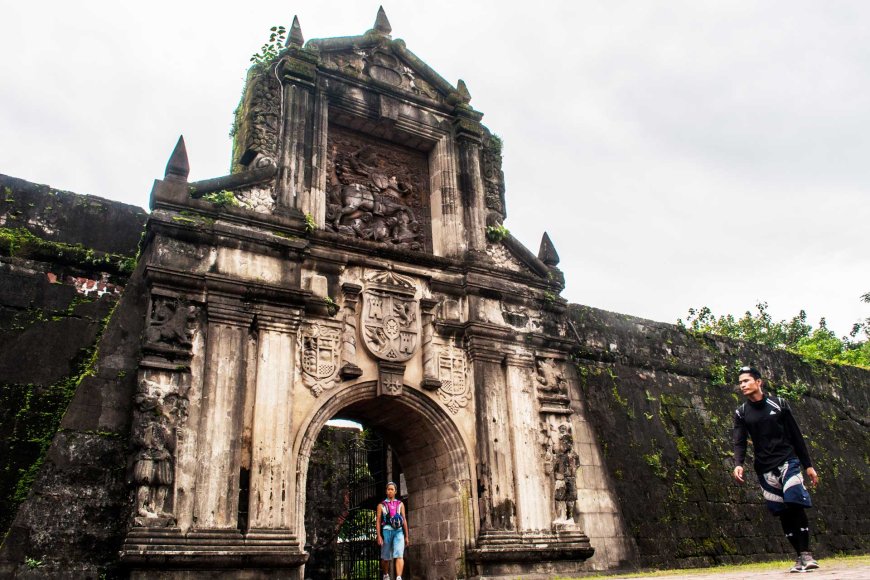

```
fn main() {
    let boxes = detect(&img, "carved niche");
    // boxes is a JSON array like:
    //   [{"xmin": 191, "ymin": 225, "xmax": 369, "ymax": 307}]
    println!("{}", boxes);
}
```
[
  {"xmin": 299, "ymin": 321, "xmax": 342, "ymax": 397},
  {"xmin": 325, "ymin": 124, "xmax": 432, "ymax": 252}
]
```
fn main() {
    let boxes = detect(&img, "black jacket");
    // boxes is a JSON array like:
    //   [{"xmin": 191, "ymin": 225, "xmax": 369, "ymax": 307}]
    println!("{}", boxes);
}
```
[{"xmin": 733, "ymin": 394, "xmax": 813, "ymax": 474}]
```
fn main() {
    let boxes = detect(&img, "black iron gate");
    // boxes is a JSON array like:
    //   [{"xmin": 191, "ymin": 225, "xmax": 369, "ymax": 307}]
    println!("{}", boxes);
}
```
[{"xmin": 334, "ymin": 431, "xmax": 386, "ymax": 580}]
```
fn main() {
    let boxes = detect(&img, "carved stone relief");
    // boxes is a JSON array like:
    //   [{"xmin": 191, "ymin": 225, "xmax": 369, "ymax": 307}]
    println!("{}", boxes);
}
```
[
  {"xmin": 501, "ymin": 302, "xmax": 543, "ymax": 333},
  {"xmin": 486, "ymin": 242, "xmax": 525, "ymax": 273},
  {"xmin": 236, "ymin": 185, "xmax": 276, "ymax": 213},
  {"xmin": 536, "ymin": 358, "xmax": 568, "ymax": 395},
  {"xmin": 299, "ymin": 321, "xmax": 342, "ymax": 397},
  {"xmin": 325, "ymin": 124, "xmax": 432, "ymax": 252},
  {"xmin": 361, "ymin": 270, "xmax": 419, "ymax": 362},
  {"xmin": 480, "ymin": 133, "xmax": 506, "ymax": 217},
  {"xmin": 436, "ymin": 343, "xmax": 470, "ymax": 414},
  {"xmin": 320, "ymin": 48, "xmax": 439, "ymax": 100},
  {"xmin": 145, "ymin": 297, "xmax": 196, "ymax": 349},
  {"xmin": 540, "ymin": 420, "xmax": 580, "ymax": 524},
  {"xmin": 131, "ymin": 375, "xmax": 191, "ymax": 525},
  {"xmin": 235, "ymin": 69, "xmax": 281, "ymax": 169}
]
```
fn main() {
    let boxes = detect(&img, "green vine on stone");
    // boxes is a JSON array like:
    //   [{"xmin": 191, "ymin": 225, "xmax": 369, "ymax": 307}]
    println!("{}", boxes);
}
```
[
  {"xmin": 304, "ymin": 213, "xmax": 317, "ymax": 233},
  {"xmin": 201, "ymin": 190, "xmax": 239, "ymax": 209},
  {"xmin": 485, "ymin": 223, "xmax": 509, "ymax": 243},
  {"xmin": 250, "ymin": 26, "xmax": 287, "ymax": 66}
]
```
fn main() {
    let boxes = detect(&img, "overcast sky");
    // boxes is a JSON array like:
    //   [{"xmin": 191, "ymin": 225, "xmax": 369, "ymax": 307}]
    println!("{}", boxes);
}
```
[{"xmin": 2, "ymin": 1, "xmax": 868, "ymax": 337}]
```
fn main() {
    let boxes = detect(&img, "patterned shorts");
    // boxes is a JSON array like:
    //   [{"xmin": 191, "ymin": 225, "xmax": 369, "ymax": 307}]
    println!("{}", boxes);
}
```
[{"xmin": 758, "ymin": 457, "xmax": 813, "ymax": 514}]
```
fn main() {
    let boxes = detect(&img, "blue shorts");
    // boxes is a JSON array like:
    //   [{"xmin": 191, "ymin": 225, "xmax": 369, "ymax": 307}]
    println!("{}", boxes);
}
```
[{"xmin": 381, "ymin": 527, "xmax": 405, "ymax": 560}]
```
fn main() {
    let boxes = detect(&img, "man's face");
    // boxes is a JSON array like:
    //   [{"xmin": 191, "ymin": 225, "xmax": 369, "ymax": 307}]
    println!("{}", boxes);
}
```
[{"xmin": 738, "ymin": 372, "xmax": 763, "ymax": 399}]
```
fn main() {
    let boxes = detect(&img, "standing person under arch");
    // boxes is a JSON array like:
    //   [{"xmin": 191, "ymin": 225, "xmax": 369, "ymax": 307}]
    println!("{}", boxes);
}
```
[{"xmin": 377, "ymin": 481, "xmax": 409, "ymax": 580}]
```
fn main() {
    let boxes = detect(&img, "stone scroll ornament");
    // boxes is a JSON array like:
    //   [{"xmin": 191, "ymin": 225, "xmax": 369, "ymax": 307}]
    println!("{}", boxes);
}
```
[
  {"xmin": 299, "ymin": 321, "xmax": 342, "ymax": 397},
  {"xmin": 131, "ymin": 376, "xmax": 190, "ymax": 525},
  {"xmin": 361, "ymin": 270, "xmax": 420, "ymax": 396}
]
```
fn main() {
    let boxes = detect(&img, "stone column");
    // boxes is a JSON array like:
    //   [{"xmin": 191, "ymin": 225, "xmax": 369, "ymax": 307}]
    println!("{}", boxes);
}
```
[
  {"xmin": 420, "ymin": 298, "xmax": 441, "ymax": 390},
  {"xmin": 192, "ymin": 301, "xmax": 252, "ymax": 529},
  {"xmin": 504, "ymin": 351, "xmax": 552, "ymax": 531},
  {"xmin": 275, "ymin": 51, "xmax": 319, "ymax": 216},
  {"xmin": 454, "ymin": 115, "xmax": 487, "ymax": 253},
  {"xmin": 339, "ymin": 283, "xmax": 363, "ymax": 380},
  {"xmin": 429, "ymin": 134, "xmax": 467, "ymax": 258},
  {"xmin": 468, "ymin": 335, "xmax": 517, "ymax": 532},
  {"xmin": 247, "ymin": 310, "xmax": 302, "ymax": 531}
]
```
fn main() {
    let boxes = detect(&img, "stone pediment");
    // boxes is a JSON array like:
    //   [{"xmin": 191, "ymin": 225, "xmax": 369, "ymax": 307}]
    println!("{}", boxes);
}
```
[{"xmin": 305, "ymin": 11, "xmax": 467, "ymax": 109}]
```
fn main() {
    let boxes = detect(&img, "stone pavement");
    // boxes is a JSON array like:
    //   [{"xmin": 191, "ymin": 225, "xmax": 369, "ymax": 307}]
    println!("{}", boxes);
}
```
[{"xmin": 595, "ymin": 558, "xmax": 870, "ymax": 580}]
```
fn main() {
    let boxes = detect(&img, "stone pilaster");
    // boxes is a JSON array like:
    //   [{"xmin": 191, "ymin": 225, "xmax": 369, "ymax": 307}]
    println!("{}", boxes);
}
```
[
  {"xmin": 454, "ymin": 113, "xmax": 487, "ymax": 253},
  {"xmin": 504, "ymin": 351, "xmax": 552, "ymax": 531},
  {"xmin": 420, "ymin": 298, "xmax": 441, "ymax": 390},
  {"xmin": 467, "ymin": 335, "xmax": 516, "ymax": 532},
  {"xmin": 338, "ymin": 282, "xmax": 363, "ymax": 380},
  {"xmin": 247, "ymin": 309, "xmax": 302, "ymax": 531},
  {"xmin": 430, "ymin": 135, "xmax": 467, "ymax": 258},
  {"xmin": 192, "ymin": 300, "xmax": 253, "ymax": 529}
]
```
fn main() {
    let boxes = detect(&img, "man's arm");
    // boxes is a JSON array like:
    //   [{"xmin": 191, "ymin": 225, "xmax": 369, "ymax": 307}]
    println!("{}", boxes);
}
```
[
  {"xmin": 780, "ymin": 398, "xmax": 819, "ymax": 486},
  {"xmin": 732, "ymin": 407, "xmax": 748, "ymax": 483}
]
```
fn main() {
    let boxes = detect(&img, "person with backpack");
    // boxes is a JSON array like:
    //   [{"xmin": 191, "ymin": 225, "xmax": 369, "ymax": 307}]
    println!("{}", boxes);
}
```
[
  {"xmin": 732, "ymin": 366, "xmax": 820, "ymax": 573},
  {"xmin": 377, "ymin": 481, "xmax": 409, "ymax": 580}
]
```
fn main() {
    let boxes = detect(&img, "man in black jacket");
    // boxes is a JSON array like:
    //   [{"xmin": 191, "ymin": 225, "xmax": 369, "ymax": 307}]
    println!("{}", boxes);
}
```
[{"xmin": 732, "ymin": 366, "xmax": 820, "ymax": 573}]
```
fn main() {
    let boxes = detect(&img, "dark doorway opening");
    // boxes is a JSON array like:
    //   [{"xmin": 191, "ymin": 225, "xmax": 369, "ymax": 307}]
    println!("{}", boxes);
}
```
[{"xmin": 304, "ymin": 423, "xmax": 405, "ymax": 580}]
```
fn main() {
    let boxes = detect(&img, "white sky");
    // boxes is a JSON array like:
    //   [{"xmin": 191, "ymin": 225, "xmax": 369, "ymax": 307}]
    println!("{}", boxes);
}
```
[{"xmin": 2, "ymin": 1, "xmax": 868, "ymax": 337}]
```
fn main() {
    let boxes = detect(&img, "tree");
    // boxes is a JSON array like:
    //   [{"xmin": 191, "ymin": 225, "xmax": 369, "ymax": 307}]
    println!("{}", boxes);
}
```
[{"xmin": 679, "ymin": 296, "xmax": 870, "ymax": 369}]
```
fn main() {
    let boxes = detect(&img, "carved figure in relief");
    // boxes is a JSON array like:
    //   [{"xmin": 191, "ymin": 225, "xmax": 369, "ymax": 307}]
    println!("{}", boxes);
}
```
[
  {"xmin": 131, "ymin": 378, "xmax": 190, "ymax": 521},
  {"xmin": 553, "ymin": 423, "xmax": 580, "ymax": 523},
  {"xmin": 536, "ymin": 358, "xmax": 568, "ymax": 394},
  {"xmin": 145, "ymin": 298, "xmax": 195, "ymax": 348}
]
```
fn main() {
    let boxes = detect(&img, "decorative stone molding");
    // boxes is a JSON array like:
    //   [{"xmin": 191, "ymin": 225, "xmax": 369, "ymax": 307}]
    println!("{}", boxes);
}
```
[{"xmin": 377, "ymin": 360, "xmax": 405, "ymax": 397}]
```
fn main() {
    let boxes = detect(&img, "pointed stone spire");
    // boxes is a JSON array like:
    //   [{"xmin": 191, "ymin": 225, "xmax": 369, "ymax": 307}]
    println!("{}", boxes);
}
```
[
  {"xmin": 457, "ymin": 79, "xmax": 472, "ymax": 103},
  {"xmin": 373, "ymin": 6, "xmax": 392, "ymax": 35},
  {"xmin": 538, "ymin": 232, "xmax": 560, "ymax": 267},
  {"xmin": 164, "ymin": 136, "xmax": 189, "ymax": 182},
  {"xmin": 286, "ymin": 15, "xmax": 304, "ymax": 47}
]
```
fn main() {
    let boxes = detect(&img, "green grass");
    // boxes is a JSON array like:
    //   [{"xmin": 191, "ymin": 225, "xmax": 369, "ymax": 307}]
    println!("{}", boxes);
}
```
[{"xmin": 561, "ymin": 554, "xmax": 870, "ymax": 578}]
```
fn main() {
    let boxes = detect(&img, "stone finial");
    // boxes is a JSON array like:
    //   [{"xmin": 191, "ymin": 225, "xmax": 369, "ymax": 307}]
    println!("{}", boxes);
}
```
[
  {"xmin": 373, "ymin": 6, "xmax": 392, "ymax": 35},
  {"xmin": 164, "ymin": 136, "xmax": 189, "ymax": 182},
  {"xmin": 538, "ymin": 232, "xmax": 560, "ymax": 267},
  {"xmin": 457, "ymin": 79, "xmax": 472, "ymax": 103},
  {"xmin": 286, "ymin": 15, "xmax": 304, "ymax": 47}
]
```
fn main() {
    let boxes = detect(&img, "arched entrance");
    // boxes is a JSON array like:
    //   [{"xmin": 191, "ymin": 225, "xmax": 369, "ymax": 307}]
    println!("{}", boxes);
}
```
[{"xmin": 296, "ymin": 382, "xmax": 476, "ymax": 579}]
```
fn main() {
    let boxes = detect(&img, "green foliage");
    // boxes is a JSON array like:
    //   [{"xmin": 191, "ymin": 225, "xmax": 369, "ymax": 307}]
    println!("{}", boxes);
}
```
[
  {"xmin": 679, "ymin": 300, "xmax": 870, "ymax": 369},
  {"xmin": 0, "ymin": 227, "xmax": 136, "ymax": 277},
  {"xmin": 643, "ymin": 450, "xmax": 668, "ymax": 479},
  {"xmin": 777, "ymin": 379, "xmax": 809, "ymax": 401},
  {"xmin": 709, "ymin": 364, "xmax": 727, "ymax": 386},
  {"xmin": 304, "ymin": 212, "xmax": 317, "ymax": 233},
  {"xmin": 25, "ymin": 557, "xmax": 43, "ymax": 570},
  {"xmin": 485, "ymin": 223, "xmax": 510, "ymax": 242},
  {"xmin": 201, "ymin": 190, "xmax": 239, "ymax": 208},
  {"xmin": 250, "ymin": 26, "xmax": 287, "ymax": 66}
]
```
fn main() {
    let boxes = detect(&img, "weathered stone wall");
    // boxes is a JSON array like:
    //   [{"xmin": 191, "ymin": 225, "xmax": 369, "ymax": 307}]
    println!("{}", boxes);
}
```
[
  {"xmin": 0, "ymin": 176, "xmax": 147, "ymax": 578},
  {"xmin": 569, "ymin": 304, "xmax": 870, "ymax": 569}
]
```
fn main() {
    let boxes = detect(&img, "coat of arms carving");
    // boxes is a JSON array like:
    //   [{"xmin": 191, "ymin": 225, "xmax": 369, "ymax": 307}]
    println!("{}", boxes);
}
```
[
  {"xmin": 437, "ymin": 344, "xmax": 470, "ymax": 414},
  {"xmin": 299, "ymin": 321, "xmax": 341, "ymax": 397},
  {"xmin": 361, "ymin": 270, "xmax": 419, "ymax": 362}
]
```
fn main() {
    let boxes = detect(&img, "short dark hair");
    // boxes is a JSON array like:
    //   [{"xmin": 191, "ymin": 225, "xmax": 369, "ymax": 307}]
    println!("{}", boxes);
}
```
[{"xmin": 738, "ymin": 366, "xmax": 762, "ymax": 380}]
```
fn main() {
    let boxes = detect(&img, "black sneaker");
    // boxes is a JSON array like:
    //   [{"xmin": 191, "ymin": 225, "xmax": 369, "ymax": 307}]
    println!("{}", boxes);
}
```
[{"xmin": 801, "ymin": 552, "xmax": 819, "ymax": 570}]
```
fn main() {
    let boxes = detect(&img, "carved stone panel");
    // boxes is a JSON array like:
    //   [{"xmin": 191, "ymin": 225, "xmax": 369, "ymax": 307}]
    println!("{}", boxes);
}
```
[
  {"xmin": 325, "ymin": 124, "xmax": 432, "ymax": 252},
  {"xmin": 436, "ymin": 343, "xmax": 470, "ymax": 414},
  {"xmin": 361, "ymin": 270, "xmax": 419, "ymax": 362},
  {"xmin": 299, "ymin": 321, "xmax": 342, "ymax": 397},
  {"xmin": 320, "ymin": 48, "xmax": 440, "ymax": 101}
]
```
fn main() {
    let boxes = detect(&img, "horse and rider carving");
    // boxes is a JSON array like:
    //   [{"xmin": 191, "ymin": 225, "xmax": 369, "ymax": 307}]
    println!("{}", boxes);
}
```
[{"xmin": 326, "ymin": 137, "xmax": 426, "ymax": 251}]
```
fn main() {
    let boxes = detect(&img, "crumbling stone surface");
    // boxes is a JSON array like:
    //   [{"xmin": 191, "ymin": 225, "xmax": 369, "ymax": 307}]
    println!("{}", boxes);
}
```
[{"xmin": 568, "ymin": 304, "xmax": 870, "ymax": 569}]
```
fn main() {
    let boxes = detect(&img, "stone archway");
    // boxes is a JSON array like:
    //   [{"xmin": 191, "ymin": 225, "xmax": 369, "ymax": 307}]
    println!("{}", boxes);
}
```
[{"xmin": 295, "ymin": 382, "xmax": 476, "ymax": 580}]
